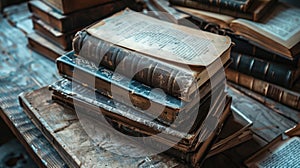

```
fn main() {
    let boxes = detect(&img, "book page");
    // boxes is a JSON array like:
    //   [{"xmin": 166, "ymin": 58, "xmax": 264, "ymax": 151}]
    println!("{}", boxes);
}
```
[
  {"xmin": 87, "ymin": 9, "xmax": 231, "ymax": 66},
  {"xmin": 232, "ymin": 4, "xmax": 300, "ymax": 49},
  {"xmin": 256, "ymin": 137, "xmax": 300, "ymax": 168}
]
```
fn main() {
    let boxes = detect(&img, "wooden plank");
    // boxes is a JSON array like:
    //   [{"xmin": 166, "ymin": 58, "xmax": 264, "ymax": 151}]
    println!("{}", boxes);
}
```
[
  {"xmin": 0, "ymin": 12, "xmax": 66, "ymax": 167},
  {"xmin": 227, "ymin": 85, "xmax": 297, "ymax": 142},
  {"xmin": 19, "ymin": 87, "xmax": 185, "ymax": 168}
]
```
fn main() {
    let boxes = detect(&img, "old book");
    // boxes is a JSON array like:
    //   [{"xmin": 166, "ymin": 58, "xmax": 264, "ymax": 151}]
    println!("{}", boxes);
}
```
[
  {"xmin": 231, "ymin": 36, "xmax": 300, "ymax": 67},
  {"xmin": 56, "ymin": 52, "xmax": 226, "ymax": 125},
  {"xmin": 27, "ymin": 33, "xmax": 65, "ymax": 61},
  {"xmin": 169, "ymin": 0, "xmax": 276, "ymax": 21},
  {"xmin": 28, "ymin": 0, "xmax": 126, "ymax": 33},
  {"xmin": 41, "ymin": 0, "xmax": 114, "ymax": 14},
  {"xmin": 32, "ymin": 18, "xmax": 76, "ymax": 50},
  {"xmin": 245, "ymin": 124, "xmax": 300, "ymax": 168},
  {"xmin": 176, "ymin": 3, "xmax": 300, "ymax": 59},
  {"xmin": 195, "ymin": 0, "xmax": 253, "ymax": 12},
  {"xmin": 49, "ymin": 79, "xmax": 232, "ymax": 166},
  {"xmin": 230, "ymin": 52, "xmax": 300, "ymax": 88},
  {"xmin": 72, "ymin": 9, "xmax": 231, "ymax": 101},
  {"xmin": 230, "ymin": 3, "xmax": 300, "ymax": 59},
  {"xmin": 226, "ymin": 68, "xmax": 300, "ymax": 111}
]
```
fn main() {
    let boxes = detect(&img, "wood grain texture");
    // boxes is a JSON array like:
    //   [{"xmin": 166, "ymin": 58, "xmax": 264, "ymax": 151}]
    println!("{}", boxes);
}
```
[
  {"xmin": 19, "ymin": 87, "xmax": 185, "ymax": 168},
  {"xmin": 0, "ymin": 12, "xmax": 65, "ymax": 167}
]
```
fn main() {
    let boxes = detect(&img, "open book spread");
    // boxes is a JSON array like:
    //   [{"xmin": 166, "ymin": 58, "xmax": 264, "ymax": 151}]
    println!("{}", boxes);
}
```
[
  {"xmin": 87, "ymin": 9, "xmax": 231, "ymax": 66},
  {"xmin": 232, "ymin": 4, "xmax": 300, "ymax": 49},
  {"xmin": 256, "ymin": 137, "xmax": 300, "ymax": 167}
]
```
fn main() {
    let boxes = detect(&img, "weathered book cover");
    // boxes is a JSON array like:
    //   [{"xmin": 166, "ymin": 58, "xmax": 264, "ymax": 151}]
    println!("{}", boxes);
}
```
[
  {"xmin": 41, "ymin": 0, "xmax": 115, "ymax": 14},
  {"xmin": 49, "ymin": 79, "xmax": 232, "ymax": 166},
  {"xmin": 231, "ymin": 36, "xmax": 300, "ymax": 67},
  {"xmin": 194, "ymin": 0, "xmax": 253, "ymax": 12},
  {"xmin": 72, "ymin": 9, "xmax": 231, "ymax": 101},
  {"xmin": 230, "ymin": 52, "xmax": 300, "ymax": 88},
  {"xmin": 56, "ymin": 52, "xmax": 226, "ymax": 125},
  {"xmin": 32, "ymin": 18, "xmax": 76, "ymax": 50},
  {"xmin": 27, "ymin": 33, "xmax": 65, "ymax": 61},
  {"xmin": 28, "ymin": 0, "xmax": 126, "ymax": 33},
  {"xmin": 169, "ymin": 0, "xmax": 276, "ymax": 21},
  {"xmin": 226, "ymin": 68, "xmax": 300, "ymax": 111}
]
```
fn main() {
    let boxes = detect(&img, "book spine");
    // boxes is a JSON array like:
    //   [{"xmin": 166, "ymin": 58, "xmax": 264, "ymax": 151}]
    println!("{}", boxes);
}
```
[
  {"xmin": 73, "ymin": 31, "xmax": 195, "ymax": 101},
  {"xmin": 231, "ymin": 36, "xmax": 300, "ymax": 67},
  {"xmin": 230, "ymin": 52, "xmax": 299, "ymax": 88},
  {"xmin": 226, "ymin": 69, "xmax": 300, "ymax": 110}
]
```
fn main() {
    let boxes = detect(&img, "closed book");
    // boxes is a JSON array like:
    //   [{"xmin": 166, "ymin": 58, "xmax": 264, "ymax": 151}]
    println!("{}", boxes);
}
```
[
  {"xmin": 72, "ymin": 9, "xmax": 231, "ymax": 101},
  {"xmin": 56, "ymin": 52, "xmax": 226, "ymax": 125},
  {"xmin": 49, "ymin": 79, "xmax": 232, "ymax": 166},
  {"xmin": 32, "ymin": 18, "xmax": 76, "ymax": 50},
  {"xmin": 41, "ymin": 0, "xmax": 115, "ymax": 14},
  {"xmin": 230, "ymin": 52, "xmax": 300, "ymax": 88},
  {"xmin": 28, "ymin": 0, "xmax": 126, "ymax": 33},
  {"xmin": 231, "ymin": 36, "xmax": 300, "ymax": 67},
  {"xmin": 169, "ymin": 0, "xmax": 276, "ymax": 21},
  {"xmin": 226, "ymin": 68, "xmax": 300, "ymax": 111},
  {"xmin": 194, "ymin": 0, "xmax": 253, "ymax": 12},
  {"xmin": 27, "ymin": 33, "xmax": 65, "ymax": 61}
]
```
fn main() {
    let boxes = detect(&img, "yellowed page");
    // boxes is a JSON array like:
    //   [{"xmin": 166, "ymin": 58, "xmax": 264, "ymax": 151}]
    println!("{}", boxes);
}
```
[
  {"xmin": 87, "ymin": 9, "xmax": 231, "ymax": 66},
  {"xmin": 231, "ymin": 4, "xmax": 300, "ymax": 49}
]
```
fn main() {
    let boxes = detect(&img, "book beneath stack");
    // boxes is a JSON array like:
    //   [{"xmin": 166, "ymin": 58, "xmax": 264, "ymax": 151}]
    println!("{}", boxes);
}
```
[{"xmin": 170, "ymin": 0, "xmax": 276, "ymax": 21}]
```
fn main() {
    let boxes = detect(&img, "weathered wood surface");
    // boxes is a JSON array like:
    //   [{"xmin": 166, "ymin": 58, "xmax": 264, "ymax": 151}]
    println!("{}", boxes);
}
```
[
  {"xmin": 0, "ymin": 8, "xmax": 66, "ymax": 168},
  {"xmin": 20, "ymin": 87, "xmax": 186, "ymax": 168}
]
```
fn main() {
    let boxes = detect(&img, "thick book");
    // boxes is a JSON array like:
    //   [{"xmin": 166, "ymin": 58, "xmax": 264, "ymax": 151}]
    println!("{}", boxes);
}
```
[
  {"xmin": 28, "ymin": 0, "xmax": 126, "ymax": 33},
  {"xmin": 27, "ymin": 33, "xmax": 65, "ymax": 61},
  {"xmin": 56, "ymin": 52, "xmax": 226, "ymax": 125},
  {"xmin": 226, "ymin": 68, "xmax": 300, "ymax": 111},
  {"xmin": 41, "ymin": 0, "xmax": 115, "ymax": 14},
  {"xmin": 32, "ymin": 18, "xmax": 76, "ymax": 50},
  {"xmin": 72, "ymin": 9, "xmax": 231, "ymax": 101},
  {"xmin": 245, "ymin": 124, "xmax": 300, "ymax": 168},
  {"xmin": 49, "ymin": 79, "xmax": 232, "ymax": 166},
  {"xmin": 169, "ymin": 0, "xmax": 276, "ymax": 21},
  {"xmin": 230, "ymin": 52, "xmax": 300, "ymax": 88}
]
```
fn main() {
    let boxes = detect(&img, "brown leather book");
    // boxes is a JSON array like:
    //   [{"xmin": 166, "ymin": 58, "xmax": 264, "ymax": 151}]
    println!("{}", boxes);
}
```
[
  {"xmin": 195, "ymin": 0, "xmax": 253, "ymax": 12},
  {"xmin": 170, "ymin": 0, "xmax": 276, "ymax": 21},
  {"xmin": 226, "ymin": 68, "xmax": 300, "ymax": 111},
  {"xmin": 32, "ymin": 18, "xmax": 76, "ymax": 50},
  {"xmin": 72, "ymin": 9, "xmax": 231, "ymax": 101},
  {"xmin": 49, "ymin": 78, "xmax": 232, "ymax": 167},
  {"xmin": 41, "ymin": 0, "xmax": 115, "ymax": 14},
  {"xmin": 27, "ymin": 33, "xmax": 65, "ymax": 61},
  {"xmin": 28, "ymin": 0, "xmax": 126, "ymax": 33},
  {"xmin": 56, "ymin": 52, "xmax": 227, "ymax": 125}
]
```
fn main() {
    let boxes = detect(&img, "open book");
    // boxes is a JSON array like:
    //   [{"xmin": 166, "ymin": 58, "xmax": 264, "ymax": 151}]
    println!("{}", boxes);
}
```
[
  {"xmin": 245, "ymin": 124, "xmax": 300, "ymax": 168},
  {"xmin": 176, "ymin": 2, "xmax": 300, "ymax": 59}
]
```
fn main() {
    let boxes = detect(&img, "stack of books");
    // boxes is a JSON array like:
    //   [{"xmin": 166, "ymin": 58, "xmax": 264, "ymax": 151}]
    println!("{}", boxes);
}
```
[
  {"xmin": 168, "ymin": 1, "xmax": 300, "ymax": 112},
  {"xmin": 48, "ymin": 9, "xmax": 234, "ymax": 166},
  {"xmin": 26, "ymin": 0, "xmax": 127, "ymax": 60}
]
